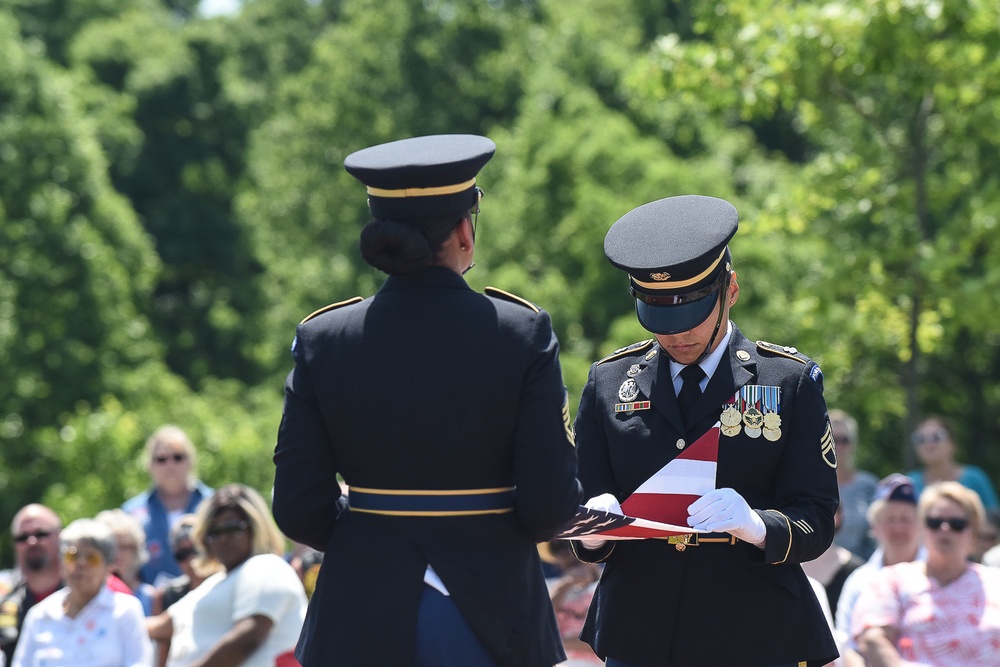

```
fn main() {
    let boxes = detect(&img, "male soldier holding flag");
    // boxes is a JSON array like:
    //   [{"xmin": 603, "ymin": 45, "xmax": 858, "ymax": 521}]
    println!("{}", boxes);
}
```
[{"xmin": 572, "ymin": 195, "xmax": 840, "ymax": 667}]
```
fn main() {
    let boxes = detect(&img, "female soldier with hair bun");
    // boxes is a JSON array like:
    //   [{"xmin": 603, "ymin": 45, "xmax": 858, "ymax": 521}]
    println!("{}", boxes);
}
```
[{"xmin": 273, "ymin": 134, "xmax": 581, "ymax": 667}]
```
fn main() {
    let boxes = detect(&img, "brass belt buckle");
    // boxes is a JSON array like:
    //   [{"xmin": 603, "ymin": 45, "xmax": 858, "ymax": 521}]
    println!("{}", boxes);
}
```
[{"xmin": 667, "ymin": 533, "xmax": 694, "ymax": 551}]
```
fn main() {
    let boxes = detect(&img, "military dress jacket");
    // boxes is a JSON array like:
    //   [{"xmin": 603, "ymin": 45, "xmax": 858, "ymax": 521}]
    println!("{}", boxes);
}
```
[
  {"xmin": 572, "ymin": 326, "xmax": 839, "ymax": 667},
  {"xmin": 272, "ymin": 267, "xmax": 582, "ymax": 667}
]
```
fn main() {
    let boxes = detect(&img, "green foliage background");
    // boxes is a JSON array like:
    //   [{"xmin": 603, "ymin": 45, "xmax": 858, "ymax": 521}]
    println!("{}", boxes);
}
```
[{"xmin": 2, "ymin": 0, "xmax": 999, "ymax": 567}]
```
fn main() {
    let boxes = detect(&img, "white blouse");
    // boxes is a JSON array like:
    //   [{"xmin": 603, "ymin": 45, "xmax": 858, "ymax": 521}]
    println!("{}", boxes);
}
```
[{"xmin": 12, "ymin": 585, "xmax": 152, "ymax": 667}]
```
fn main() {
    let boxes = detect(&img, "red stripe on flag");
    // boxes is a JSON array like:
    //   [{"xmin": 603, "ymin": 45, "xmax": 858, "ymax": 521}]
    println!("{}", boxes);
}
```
[{"xmin": 621, "ymin": 493, "xmax": 698, "ymax": 526}]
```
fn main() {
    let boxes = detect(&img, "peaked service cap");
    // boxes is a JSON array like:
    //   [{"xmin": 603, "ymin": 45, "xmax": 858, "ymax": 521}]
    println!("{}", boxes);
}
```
[
  {"xmin": 604, "ymin": 195, "xmax": 738, "ymax": 335},
  {"xmin": 344, "ymin": 134, "xmax": 495, "ymax": 219}
]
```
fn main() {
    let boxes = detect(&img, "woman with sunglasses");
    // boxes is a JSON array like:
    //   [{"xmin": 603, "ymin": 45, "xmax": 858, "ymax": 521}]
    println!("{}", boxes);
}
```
[
  {"xmin": 852, "ymin": 481, "xmax": 1000, "ymax": 667},
  {"xmin": 906, "ymin": 415, "xmax": 998, "ymax": 511},
  {"xmin": 122, "ymin": 425, "xmax": 214, "ymax": 587},
  {"xmin": 146, "ymin": 484, "xmax": 306, "ymax": 667},
  {"xmin": 11, "ymin": 518, "xmax": 153, "ymax": 667}
]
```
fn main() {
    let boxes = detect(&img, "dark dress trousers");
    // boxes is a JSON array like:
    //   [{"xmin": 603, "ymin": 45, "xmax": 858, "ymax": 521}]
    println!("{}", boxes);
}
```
[
  {"xmin": 572, "ymin": 326, "xmax": 839, "ymax": 667},
  {"xmin": 273, "ymin": 266, "xmax": 582, "ymax": 667}
]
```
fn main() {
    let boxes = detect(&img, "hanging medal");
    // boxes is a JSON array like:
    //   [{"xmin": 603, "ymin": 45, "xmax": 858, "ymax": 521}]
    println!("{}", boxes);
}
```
[
  {"xmin": 762, "ymin": 385, "xmax": 783, "ymax": 441},
  {"xmin": 742, "ymin": 385, "xmax": 763, "ymax": 438},
  {"xmin": 720, "ymin": 393, "xmax": 743, "ymax": 437}
]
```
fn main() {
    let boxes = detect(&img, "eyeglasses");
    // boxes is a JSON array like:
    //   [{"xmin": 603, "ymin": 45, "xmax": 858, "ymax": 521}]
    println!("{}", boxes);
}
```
[
  {"xmin": 14, "ymin": 530, "xmax": 53, "ymax": 544},
  {"xmin": 173, "ymin": 547, "xmax": 197, "ymax": 561},
  {"xmin": 63, "ymin": 546, "xmax": 104, "ymax": 567},
  {"xmin": 153, "ymin": 453, "xmax": 187, "ymax": 464},
  {"xmin": 911, "ymin": 429, "xmax": 949, "ymax": 446},
  {"xmin": 205, "ymin": 520, "xmax": 250, "ymax": 541},
  {"xmin": 925, "ymin": 516, "xmax": 969, "ymax": 532}
]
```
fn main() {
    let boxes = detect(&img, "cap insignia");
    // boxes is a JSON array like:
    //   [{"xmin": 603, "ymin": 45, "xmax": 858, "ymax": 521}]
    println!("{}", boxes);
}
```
[{"xmin": 649, "ymin": 272, "xmax": 671, "ymax": 281}]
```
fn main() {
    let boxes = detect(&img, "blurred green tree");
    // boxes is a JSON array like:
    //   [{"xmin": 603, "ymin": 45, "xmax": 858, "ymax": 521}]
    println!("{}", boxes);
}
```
[{"xmin": 633, "ymin": 0, "xmax": 1000, "ymax": 473}]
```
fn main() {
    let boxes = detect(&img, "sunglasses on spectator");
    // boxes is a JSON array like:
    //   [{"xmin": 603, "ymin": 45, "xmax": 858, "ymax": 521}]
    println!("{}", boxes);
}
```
[
  {"xmin": 173, "ymin": 547, "xmax": 197, "ymax": 561},
  {"xmin": 153, "ymin": 453, "xmax": 187, "ymax": 464},
  {"xmin": 925, "ymin": 516, "xmax": 969, "ymax": 532},
  {"xmin": 14, "ymin": 530, "xmax": 53, "ymax": 543},
  {"xmin": 910, "ymin": 429, "xmax": 949, "ymax": 446},
  {"xmin": 205, "ymin": 520, "xmax": 250, "ymax": 541},
  {"xmin": 63, "ymin": 546, "xmax": 105, "ymax": 567}
]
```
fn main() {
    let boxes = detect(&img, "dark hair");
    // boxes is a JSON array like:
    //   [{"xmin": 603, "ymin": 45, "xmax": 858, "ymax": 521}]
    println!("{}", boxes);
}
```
[{"xmin": 359, "ymin": 215, "xmax": 466, "ymax": 275}]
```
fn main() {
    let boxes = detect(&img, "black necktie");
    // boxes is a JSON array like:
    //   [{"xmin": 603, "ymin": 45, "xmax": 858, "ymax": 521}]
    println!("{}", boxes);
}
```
[{"xmin": 677, "ymin": 364, "xmax": 706, "ymax": 426}]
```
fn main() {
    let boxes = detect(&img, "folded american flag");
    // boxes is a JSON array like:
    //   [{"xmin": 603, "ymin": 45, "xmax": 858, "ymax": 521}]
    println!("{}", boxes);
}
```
[
  {"xmin": 557, "ymin": 423, "xmax": 720, "ymax": 540},
  {"xmin": 556, "ymin": 506, "xmax": 699, "ymax": 540}
]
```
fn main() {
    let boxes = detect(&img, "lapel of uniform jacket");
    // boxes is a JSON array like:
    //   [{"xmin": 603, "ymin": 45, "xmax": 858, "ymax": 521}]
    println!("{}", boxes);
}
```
[
  {"xmin": 692, "ymin": 326, "xmax": 757, "ymax": 427},
  {"xmin": 636, "ymin": 347, "xmax": 686, "ymax": 433}
]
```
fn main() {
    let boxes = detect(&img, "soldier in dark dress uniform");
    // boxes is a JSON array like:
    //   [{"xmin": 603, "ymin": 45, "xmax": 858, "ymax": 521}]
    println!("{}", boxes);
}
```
[
  {"xmin": 572, "ymin": 195, "xmax": 840, "ymax": 667},
  {"xmin": 272, "ymin": 134, "xmax": 582, "ymax": 667}
]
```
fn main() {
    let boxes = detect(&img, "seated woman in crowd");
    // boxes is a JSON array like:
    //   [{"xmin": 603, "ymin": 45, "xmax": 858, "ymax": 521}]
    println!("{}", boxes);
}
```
[
  {"xmin": 12, "ymin": 518, "xmax": 152, "ymax": 667},
  {"xmin": 146, "ymin": 484, "xmax": 306, "ymax": 667},
  {"xmin": 150, "ymin": 515, "xmax": 222, "ymax": 667},
  {"xmin": 852, "ymin": 481, "xmax": 1000, "ymax": 667},
  {"xmin": 907, "ymin": 415, "xmax": 999, "ymax": 510},
  {"xmin": 96, "ymin": 509, "xmax": 157, "ymax": 615}
]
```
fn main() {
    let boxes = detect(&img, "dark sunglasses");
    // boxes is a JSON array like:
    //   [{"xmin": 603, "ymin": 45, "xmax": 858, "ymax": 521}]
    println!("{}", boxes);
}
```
[
  {"xmin": 14, "ymin": 530, "xmax": 53, "ymax": 543},
  {"xmin": 925, "ymin": 516, "xmax": 969, "ymax": 532},
  {"xmin": 153, "ymin": 453, "xmax": 187, "ymax": 464},
  {"xmin": 205, "ymin": 520, "xmax": 250, "ymax": 540},
  {"xmin": 911, "ymin": 429, "xmax": 948, "ymax": 446},
  {"xmin": 173, "ymin": 547, "xmax": 197, "ymax": 561}
]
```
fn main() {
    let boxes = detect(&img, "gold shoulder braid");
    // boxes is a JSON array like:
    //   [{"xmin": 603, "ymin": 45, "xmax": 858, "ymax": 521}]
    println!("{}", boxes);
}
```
[
  {"xmin": 755, "ymin": 340, "xmax": 807, "ymax": 364},
  {"xmin": 484, "ymin": 286, "xmax": 539, "ymax": 313},
  {"xmin": 300, "ymin": 297, "xmax": 364, "ymax": 324},
  {"xmin": 598, "ymin": 339, "xmax": 655, "ymax": 365}
]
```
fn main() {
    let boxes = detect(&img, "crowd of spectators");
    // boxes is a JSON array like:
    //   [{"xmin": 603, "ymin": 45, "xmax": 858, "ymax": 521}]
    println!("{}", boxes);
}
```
[
  {"xmin": 0, "ymin": 426, "xmax": 315, "ymax": 667},
  {"xmin": 808, "ymin": 412, "xmax": 1000, "ymax": 667},
  {"xmin": 3, "ymin": 412, "xmax": 1000, "ymax": 667}
]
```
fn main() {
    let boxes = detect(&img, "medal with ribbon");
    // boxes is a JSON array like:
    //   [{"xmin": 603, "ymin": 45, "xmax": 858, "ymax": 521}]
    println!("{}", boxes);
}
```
[
  {"xmin": 720, "ymin": 393, "xmax": 742, "ymax": 437},
  {"xmin": 741, "ymin": 385, "xmax": 763, "ymax": 438},
  {"xmin": 762, "ymin": 385, "xmax": 782, "ymax": 441}
]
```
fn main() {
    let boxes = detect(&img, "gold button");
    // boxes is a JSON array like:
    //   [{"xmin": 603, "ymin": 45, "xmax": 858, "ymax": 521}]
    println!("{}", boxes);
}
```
[{"xmin": 676, "ymin": 438, "xmax": 686, "ymax": 449}]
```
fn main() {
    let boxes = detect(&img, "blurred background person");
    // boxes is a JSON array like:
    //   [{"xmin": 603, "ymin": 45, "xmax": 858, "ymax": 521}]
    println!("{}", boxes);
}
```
[
  {"xmin": 150, "ymin": 515, "xmax": 220, "ymax": 667},
  {"xmin": 146, "ymin": 484, "xmax": 306, "ymax": 667},
  {"xmin": 285, "ymin": 543, "xmax": 322, "ymax": 601},
  {"xmin": 0, "ymin": 505, "xmax": 64, "ymax": 665},
  {"xmin": 907, "ymin": 415, "xmax": 998, "ymax": 511},
  {"xmin": 96, "ymin": 509, "xmax": 156, "ymax": 615},
  {"xmin": 123, "ymin": 425, "xmax": 214, "ymax": 588},
  {"xmin": 971, "ymin": 507, "xmax": 1000, "ymax": 564},
  {"xmin": 852, "ymin": 481, "xmax": 1000, "ymax": 666},
  {"xmin": 802, "ymin": 504, "xmax": 866, "ymax": 621},
  {"xmin": 830, "ymin": 409, "xmax": 878, "ymax": 559},
  {"xmin": 11, "ymin": 518, "xmax": 152, "ymax": 667},
  {"xmin": 539, "ymin": 540, "xmax": 602, "ymax": 666},
  {"xmin": 835, "ymin": 474, "xmax": 924, "ymax": 667},
  {"xmin": 151, "ymin": 515, "xmax": 218, "ymax": 614}
]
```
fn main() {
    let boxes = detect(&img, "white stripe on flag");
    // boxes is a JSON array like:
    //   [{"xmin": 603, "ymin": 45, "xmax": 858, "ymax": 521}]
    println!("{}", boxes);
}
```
[{"xmin": 633, "ymin": 459, "xmax": 716, "ymax": 496}]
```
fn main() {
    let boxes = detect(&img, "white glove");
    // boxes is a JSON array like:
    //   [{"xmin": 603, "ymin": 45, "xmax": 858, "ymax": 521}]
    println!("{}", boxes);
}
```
[
  {"xmin": 687, "ymin": 488, "xmax": 766, "ymax": 547},
  {"xmin": 578, "ymin": 493, "xmax": 623, "ymax": 549}
]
